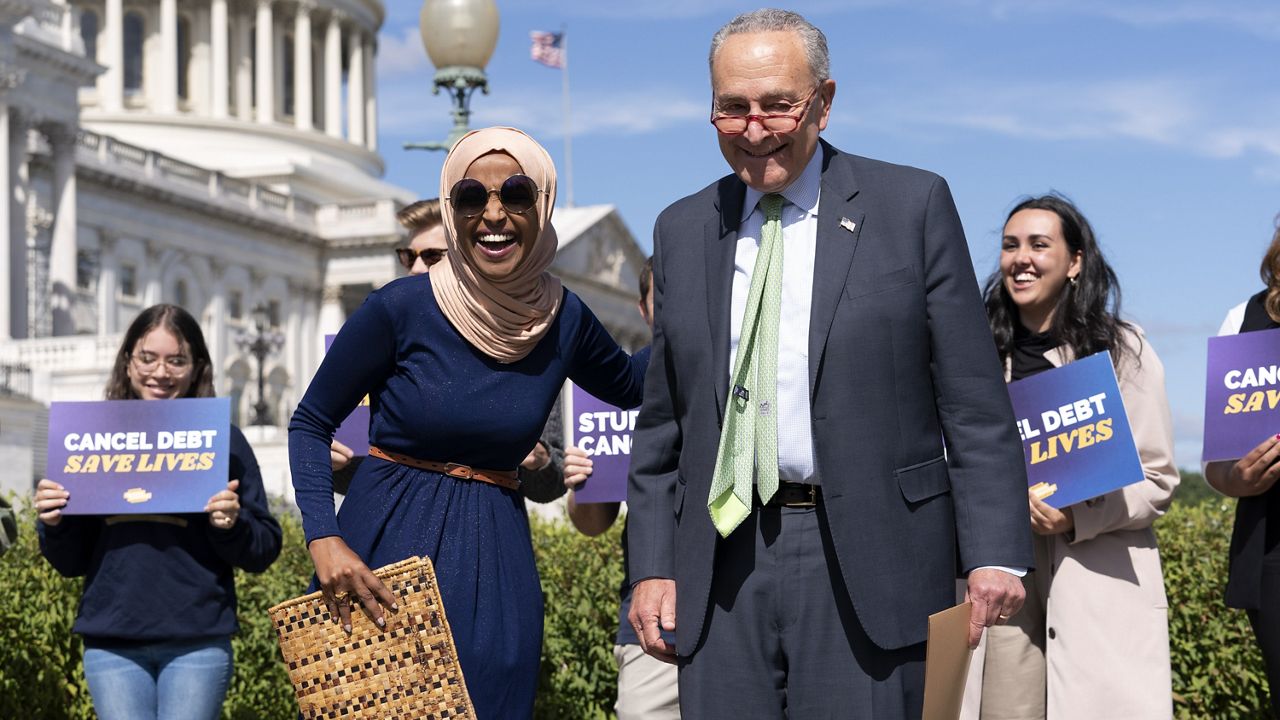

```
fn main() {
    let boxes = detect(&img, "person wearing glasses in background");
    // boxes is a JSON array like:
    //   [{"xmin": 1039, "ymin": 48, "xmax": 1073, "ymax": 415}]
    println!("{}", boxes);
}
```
[
  {"xmin": 625, "ymin": 10, "xmax": 1031, "ymax": 718},
  {"xmin": 34, "ymin": 304, "xmax": 282, "ymax": 720},
  {"xmin": 289, "ymin": 127, "xmax": 646, "ymax": 719},
  {"xmin": 331, "ymin": 199, "xmax": 564, "ymax": 500}
]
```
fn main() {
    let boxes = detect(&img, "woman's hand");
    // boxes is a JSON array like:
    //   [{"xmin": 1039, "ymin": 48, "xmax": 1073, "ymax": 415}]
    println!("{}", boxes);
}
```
[
  {"xmin": 1029, "ymin": 490, "xmax": 1074, "ymax": 536},
  {"xmin": 521, "ymin": 441, "xmax": 550, "ymax": 471},
  {"xmin": 205, "ymin": 479, "xmax": 241, "ymax": 529},
  {"xmin": 1209, "ymin": 434, "xmax": 1280, "ymax": 498},
  {"xmin": 563, "ymin": 446, "xmax": 592, "ymax": 490},
  {"xmin": 330, "ymin": 440, "xmax": 354, "ymax": 472},
  {"xmin": 34, "ymin": 479, "xmax": 69, "ymax": 527},
  {"xmin": 308, "ymin": 536, "xmax": 398, "ymax": 633}
]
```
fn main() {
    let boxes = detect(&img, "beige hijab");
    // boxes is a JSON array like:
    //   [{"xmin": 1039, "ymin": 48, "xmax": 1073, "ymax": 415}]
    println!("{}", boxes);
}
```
[{"xmin": 431, "ymin": 127, "xmax": 562, "ymax": 363}]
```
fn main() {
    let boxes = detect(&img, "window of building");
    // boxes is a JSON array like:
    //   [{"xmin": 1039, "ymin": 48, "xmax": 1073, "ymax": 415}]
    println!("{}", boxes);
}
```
[
  {"xmin": 283, "ymin": 35, "xmax": 295, "ymax": 117},
  {"xmin": 119, "ymin": 264, "xmax": 138, "ymax": 298},
  {"xmin": 267, "ymin": 299, "xmax": 281, "ymax": 328},
  {"xmin": 249, "ymin": 24, "xmax": 256, "ymax": 107},
  {"xmin": 178, "ymin": 16, "xmax": 192, "ymax": 101},
  {"xmin": 80, "ymin": 9, "xmax": 98, "ymax": 64},
  {"xmin": 228, "ymin": 290, "xmax": 243, "ymax": 320},
  {"xmin": 123, "ymin": 11, "xmax": 145, "ymax": 93},
  {"xmin": 76, "ymin": 250, "xmax": 98, "ymax": 291},
  {"xmin": 174, "ymin": 279, "xmax": 189, "ymax": 309}
]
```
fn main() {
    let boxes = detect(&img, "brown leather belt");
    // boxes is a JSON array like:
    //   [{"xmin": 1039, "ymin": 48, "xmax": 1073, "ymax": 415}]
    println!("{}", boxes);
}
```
[
  {"xmin": 758, "ymin": 482, "xmax": 821, "ymax": 508},
  {"xmin": 367, "ymin": 446, "xmax": 520, "ymax": 491}
]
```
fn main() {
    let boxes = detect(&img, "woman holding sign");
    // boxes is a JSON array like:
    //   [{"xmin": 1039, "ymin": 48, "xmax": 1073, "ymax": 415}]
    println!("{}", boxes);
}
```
[
  {"xmin": 962, "ymin": 196, "xmax": 1179, "ymax": 719},
  {"xmin": 1204, "ymin": 220, "xmax": 1280, "ymax": 715},
  {"xmin": 34, "ymin": 304, "xmax": 282, "ymax": 720},
  {"xmin": 289, "ymin": 127, "xmax": 645, "ymax": 719}
]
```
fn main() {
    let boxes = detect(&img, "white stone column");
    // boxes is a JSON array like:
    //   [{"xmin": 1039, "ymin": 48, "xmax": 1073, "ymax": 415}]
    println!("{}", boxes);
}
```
[
  {"xmin": 293, "ymin": 1, "xmax": 313, "ymax": 131},
  {"xmin": 97, "ymin": 238, "xmax": 118, "ymax": 334},
  {"xmin": 48, "ymin": 125, "xmax": 78, "ymax": 336},
  {"xmin": 318, "ymin": 284, "xmax": 344, "ymax": 335},
  {"xmin": 0, "ymin": 103, "xmax": 10, "ymax": 339},
  {"xmin": 7, "ymin": 111, "xmax": 28, "ymax": 339},
  {"xmin": 158, "ymin": 0, "xmax": 178, "ymax": 113},
  {"xmin": 346, "ymin": 27, "xmax": 364, "ymax": 145},
  {"xmin": 102, "ymin": 0, "xmax": 124, "ymax": 111},
  {"xmin": 207, "ymin": 265, "xmax": 226, "ymax": 384},
  {"xmin": 364, "ymin": 35, "xmax": 376, "ymax": 151},
  {"xmin": 233, "ymin": 8, "xmax": 252, "ymax": 120},
  {"xmin": 211, "ymin": 0, "xmax": 229, "ymax": 118},
  {"xmin": 254, "ymin": 0, "xmax": 274, "ymax": 124},
  {"xmin": 323, "ymin": 12, "xmax": 341, "ymax": 138}
]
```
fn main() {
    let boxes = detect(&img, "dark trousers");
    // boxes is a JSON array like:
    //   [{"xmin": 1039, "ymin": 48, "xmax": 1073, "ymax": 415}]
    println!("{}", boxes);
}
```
[
  {"xmin": 1249, "ymin": 560, "xmax": 1280, "ymax": 718},
  {"xmin": 678, "ymin": 504, "xmax": 925, "ymax": 719}
]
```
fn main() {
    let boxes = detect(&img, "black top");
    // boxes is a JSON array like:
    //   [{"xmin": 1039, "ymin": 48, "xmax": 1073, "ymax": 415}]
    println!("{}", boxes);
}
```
[
  {"xmin": 1010, "ymin": 323, "xmax": 1059, "ymax": 381},
  {"xmin": 38, "ymin": 425, "xmax": 282, "ymax": 641},
  {"xmin": 1225, "ymin": 290, "xmax": 1280, "ymax": 610}
]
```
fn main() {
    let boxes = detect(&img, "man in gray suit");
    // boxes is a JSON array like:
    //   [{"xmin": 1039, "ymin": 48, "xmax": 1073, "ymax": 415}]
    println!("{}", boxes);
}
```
[{"xmin": 626, "ymin": 9, "xmax": 1034, "ymax": 718}]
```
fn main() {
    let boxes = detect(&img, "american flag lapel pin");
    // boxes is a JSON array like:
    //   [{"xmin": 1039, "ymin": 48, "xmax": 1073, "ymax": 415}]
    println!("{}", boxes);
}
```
[{"xmin": 840, "ymin": 217, "xmax": 857, "ymax": 234}]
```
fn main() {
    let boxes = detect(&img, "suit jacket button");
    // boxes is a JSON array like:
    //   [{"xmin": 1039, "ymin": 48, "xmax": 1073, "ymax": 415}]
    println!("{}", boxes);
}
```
[{"xmin": 1047, "ymin": 627, "xmax": 1057, "ymax": 640}]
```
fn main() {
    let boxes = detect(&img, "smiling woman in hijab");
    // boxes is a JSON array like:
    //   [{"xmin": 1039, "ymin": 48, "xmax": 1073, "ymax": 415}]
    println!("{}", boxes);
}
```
[{"xmin": 288, "ymin": 127, "xmax": 646, "ymax": 719}]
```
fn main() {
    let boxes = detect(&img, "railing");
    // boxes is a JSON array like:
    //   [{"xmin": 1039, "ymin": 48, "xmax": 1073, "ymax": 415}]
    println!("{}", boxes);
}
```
[
  {"xmin": 74, "ymin": 129, "xmax": 404, "ymax": 238},
  {"xmin": 0, "ymin": 334, "xmax": 122, "ymax": 371},
  {"xmin": 0, "ymin": 363, "xmax": 32, "ymax": 398}
]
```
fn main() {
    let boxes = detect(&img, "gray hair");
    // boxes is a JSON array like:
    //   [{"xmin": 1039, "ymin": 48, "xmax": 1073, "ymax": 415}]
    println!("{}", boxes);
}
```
[{"xmin": 708, "ymin": 9, "xmax": 830, "ymax": 85}]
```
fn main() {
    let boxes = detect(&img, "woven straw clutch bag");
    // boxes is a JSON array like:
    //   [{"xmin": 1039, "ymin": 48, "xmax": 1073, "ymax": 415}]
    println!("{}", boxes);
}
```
[{"xmin": 268, "ymin": 555, "xmax": 476, "ymax": 719}]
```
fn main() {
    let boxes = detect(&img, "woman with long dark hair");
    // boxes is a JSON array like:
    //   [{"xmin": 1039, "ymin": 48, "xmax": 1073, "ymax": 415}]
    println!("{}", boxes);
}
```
[
  {"xmin": 1204, "ymin": 218, "xmax": 1280, "ymax": 716},
  {"xmin": 962, "ymin": 196, "xmax": 1178, "ymax": 719},
  {"xmin": 34, "ymin": 304, "xmax": 282, "ymax": 720}
]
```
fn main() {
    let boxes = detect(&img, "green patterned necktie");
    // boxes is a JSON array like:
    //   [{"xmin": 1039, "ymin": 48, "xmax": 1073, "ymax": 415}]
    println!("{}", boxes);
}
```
[{"xmin": 708, "ymin": 193, "xmax": 784, "ymax": 538}]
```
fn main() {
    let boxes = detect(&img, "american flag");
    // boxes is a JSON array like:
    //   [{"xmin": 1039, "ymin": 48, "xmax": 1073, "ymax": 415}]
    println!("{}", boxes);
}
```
[{"xmin": 529, "ymin": 31, "xmax": 565, "ymax": 69}]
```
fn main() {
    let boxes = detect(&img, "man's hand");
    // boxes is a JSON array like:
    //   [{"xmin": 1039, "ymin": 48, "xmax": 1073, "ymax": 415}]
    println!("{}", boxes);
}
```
[
  {"xmin": 964, "ymin": 568, "xmax": 1026, "ymax": 648},
  {"xmin": 629, "ymin": 578, "xmax": 678, "ymax": 664}
]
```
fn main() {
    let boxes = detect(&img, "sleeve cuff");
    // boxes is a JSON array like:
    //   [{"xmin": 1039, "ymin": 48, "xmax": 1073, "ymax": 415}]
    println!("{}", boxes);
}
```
[{"xmin": 971, "ymin": 565, "xmax": 1028, "ymax": 578}]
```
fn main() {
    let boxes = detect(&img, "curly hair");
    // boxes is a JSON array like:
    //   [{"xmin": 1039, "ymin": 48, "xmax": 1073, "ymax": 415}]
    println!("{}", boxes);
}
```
[
  {"xmin": 1258, "ymin": 216, "xmax": 1280, "ymax": 322},
  {"xmin": 983, "ymin": 194, "xmax": 1136, "ymax": 368},
  {"xmin": 104, "ymin": 304, "xmax": 216, "ymax": 400}
]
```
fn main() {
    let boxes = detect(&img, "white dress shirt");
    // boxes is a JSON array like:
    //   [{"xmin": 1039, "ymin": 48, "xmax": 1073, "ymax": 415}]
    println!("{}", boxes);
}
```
[{"xmin": 730, "ymin": 150, "xmax": 822, "ymax": 484}]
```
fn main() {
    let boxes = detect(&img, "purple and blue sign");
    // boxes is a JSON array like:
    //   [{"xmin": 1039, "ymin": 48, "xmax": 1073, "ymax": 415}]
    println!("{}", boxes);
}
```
[
  {"xmin": 565, "ymin": 383, "xmax": 638, "ymax": 504},
  {"xmin": 1203, "ymin": 327, "xmax": 1280, "ymax": 462},
  {"xmin": 324, "ymin": 334, "xmax": 370, "ymax": 456},
  {"xmin": 1007, "ymin": 351, "xmax": 1143, "ymax": 509},
  {"xmin": 48, "ymin": 397, "xmax": 231, "ymax": 515}
]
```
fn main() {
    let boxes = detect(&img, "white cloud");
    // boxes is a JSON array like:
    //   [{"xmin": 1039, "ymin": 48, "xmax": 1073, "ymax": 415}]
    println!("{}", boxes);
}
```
[
  {"xmin": 958, "ymin": 0, "xmax": 1280, "ymax": 39},
  {"xmin": 377, "ymin": 26, "xmax": 430, "ymax": 77}
]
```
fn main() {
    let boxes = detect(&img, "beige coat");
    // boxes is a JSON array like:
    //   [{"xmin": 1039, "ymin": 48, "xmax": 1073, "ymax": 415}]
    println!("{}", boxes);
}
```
[{"xmin": 961, "ymin": 327, "xmax": 1178, "ymax": 720}]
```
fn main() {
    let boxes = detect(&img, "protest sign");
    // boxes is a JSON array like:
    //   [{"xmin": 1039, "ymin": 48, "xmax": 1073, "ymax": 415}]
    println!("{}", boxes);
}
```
[
  {"xmin": 563, "ymin": 383, "xmax": 638, "ymax": 504},
  {"xmin": 1007, "ymin": 352, "xmax": 1143, "ymax": 509},
  {"xmin": 48, "ymin": 397, "xmax": 231, "ymax": 514},
  {"xmin": 1203, "ymin": 327, "xmax": 1280, "ymax": 462}
]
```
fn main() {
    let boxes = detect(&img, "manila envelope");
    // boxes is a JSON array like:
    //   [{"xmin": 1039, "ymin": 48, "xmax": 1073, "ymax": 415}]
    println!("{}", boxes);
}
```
[{"xmin": 922, "ymin": 601, "xmax": 974, "ymax": 720}]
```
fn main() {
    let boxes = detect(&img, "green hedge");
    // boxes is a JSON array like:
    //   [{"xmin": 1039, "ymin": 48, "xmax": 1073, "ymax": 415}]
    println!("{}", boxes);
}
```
[{"xmin": 0, "ymin": 497, "xmax": 1271, "ymax": 718}]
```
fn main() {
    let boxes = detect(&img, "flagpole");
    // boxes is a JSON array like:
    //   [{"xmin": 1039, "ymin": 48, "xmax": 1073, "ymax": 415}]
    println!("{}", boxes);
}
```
[{"xmin": 561, "ymin": 24, "xmax": 574, "ymax": 208}]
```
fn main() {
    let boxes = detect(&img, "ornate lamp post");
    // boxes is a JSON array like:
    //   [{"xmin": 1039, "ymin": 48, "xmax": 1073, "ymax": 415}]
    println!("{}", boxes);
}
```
[
  {"xmin": 236, "ymin": 303, "xmax": 285, "ymax": 427},
  {"xmin": 404, "ymin": 0, "xmax": 500, "ymax": 151}
]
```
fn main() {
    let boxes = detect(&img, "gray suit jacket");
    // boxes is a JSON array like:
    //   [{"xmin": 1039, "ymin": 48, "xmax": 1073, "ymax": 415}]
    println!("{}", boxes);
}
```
[{"xmin": 627, "ymin": 141, "xmax": 1034, "ymax": 654}]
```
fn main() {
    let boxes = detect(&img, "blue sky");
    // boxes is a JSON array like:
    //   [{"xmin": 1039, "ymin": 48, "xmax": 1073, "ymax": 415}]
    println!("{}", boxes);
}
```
[{"xmin": 374, "ymin": 1, "xmax": 1280, "ymax": 468}]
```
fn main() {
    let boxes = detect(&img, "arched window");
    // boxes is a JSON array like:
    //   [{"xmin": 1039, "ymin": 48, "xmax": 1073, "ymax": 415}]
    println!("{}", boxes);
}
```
[
  {"xmin": 249, "ymin": 24, "xmax": 256, "ymax": 107},
  {"xmin": 79, "ymin": 9, "xmax": 98, "ymax": 62},
  {"xmin": 177, "ymin": 16, "xmax": 192, "ymax": 101},
  {"xmin": 123, "ymin": 11, "xmax": 144, "ymax": 93},
  {"xmin": 174, "ymin": 279, "xmax": 188, "ymax": 309}
]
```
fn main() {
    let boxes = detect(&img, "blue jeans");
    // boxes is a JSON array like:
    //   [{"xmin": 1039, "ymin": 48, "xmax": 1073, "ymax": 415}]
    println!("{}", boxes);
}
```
[{"xmin": 83, "ymin": 636, "xmax": 233, "ymax": 720}]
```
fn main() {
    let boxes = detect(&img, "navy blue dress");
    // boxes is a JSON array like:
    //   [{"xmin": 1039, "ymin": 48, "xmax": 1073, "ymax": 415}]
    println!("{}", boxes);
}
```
[{"xmin": 288, "ymin": 273, "xmax": 644, "ymax": 719}]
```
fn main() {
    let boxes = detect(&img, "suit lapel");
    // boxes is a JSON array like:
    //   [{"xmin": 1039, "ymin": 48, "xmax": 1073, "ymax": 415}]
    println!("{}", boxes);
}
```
[
  {"xmin": 707, "ymin": 177, "xmax": 744, "ymax": 425},
  {"xmin": 808, "ymin": 143, "xmax": 863, "ymax": 394}
]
